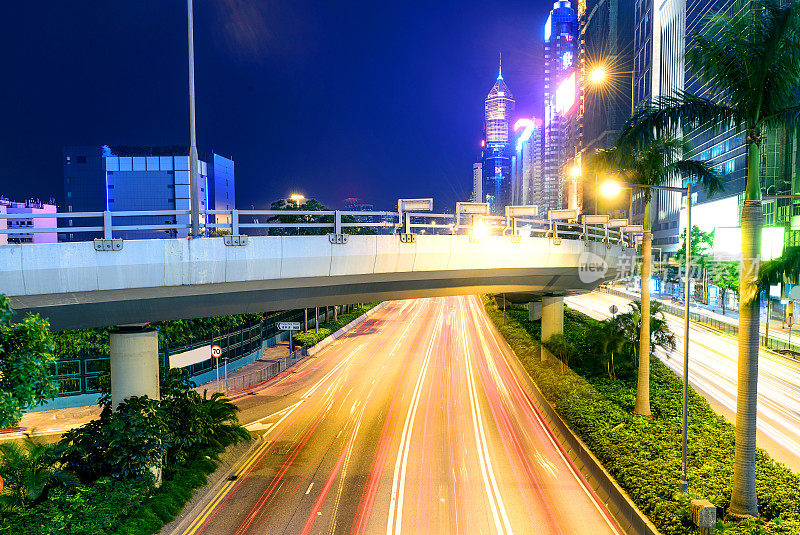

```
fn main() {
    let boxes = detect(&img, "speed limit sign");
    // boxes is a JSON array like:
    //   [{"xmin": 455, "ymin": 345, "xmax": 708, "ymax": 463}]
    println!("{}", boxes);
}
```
[{"xmin": 211, "ymin": 345, "xmax": 222, "ymax": 359}]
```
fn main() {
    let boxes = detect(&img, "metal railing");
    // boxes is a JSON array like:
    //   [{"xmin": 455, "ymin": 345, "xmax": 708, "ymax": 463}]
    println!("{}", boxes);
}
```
[
  {"xmin": 600, "ymin": 287, "xmax": 800, "ymax": 355},
  {"xmin": 224, "ymin": 352, "xmax": 306, "ymax": 394},
  {"xmin": 0, "ymin": 200, "xmax": 637, "ymax": 247}
]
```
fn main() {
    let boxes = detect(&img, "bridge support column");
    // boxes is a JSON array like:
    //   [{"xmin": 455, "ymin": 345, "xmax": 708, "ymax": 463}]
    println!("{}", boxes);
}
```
[
  {"xmin": 528, "ymin": 301, "xmax": 542, "ymax": 321},
  {"xmin": 541, "ymin": 296, "xmax": 563, "ymax": 342},
  {"xmin": 110, "ymin": 327, "xmax": 160, "ymax": 410}
]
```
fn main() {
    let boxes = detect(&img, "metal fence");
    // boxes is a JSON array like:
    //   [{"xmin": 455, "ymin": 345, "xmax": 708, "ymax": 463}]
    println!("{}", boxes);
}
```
[
  {"xmin": 600, "ymin": 287, "xmax": 800, "ymax": 355},
  {"xmin": 224, "ymin": 353, "xmax": 306, "ymax": 394},
  {"xmin": 0, "ymin": 203, "xmax": 637, "ymax": 248}
]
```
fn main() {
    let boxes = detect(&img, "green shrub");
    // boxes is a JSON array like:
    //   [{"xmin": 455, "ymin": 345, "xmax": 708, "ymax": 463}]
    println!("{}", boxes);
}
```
[
  {"xmin": 293, "ymin": 304, "xmax": 377, "ymax": 347},
  {"xmin": 483, "ymin": 296, "xmax": 800, "ymax": 535}
]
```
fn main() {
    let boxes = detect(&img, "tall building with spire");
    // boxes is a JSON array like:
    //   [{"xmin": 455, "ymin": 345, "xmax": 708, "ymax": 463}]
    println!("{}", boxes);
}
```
[{"xmin": 480, "ymin": 56, "xmax": 516, "ymax": 214}]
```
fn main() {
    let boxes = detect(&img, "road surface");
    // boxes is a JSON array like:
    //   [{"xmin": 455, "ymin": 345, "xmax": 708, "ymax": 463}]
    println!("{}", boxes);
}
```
[
  {"xmin": 176, "ymin": 296, "xmax": 621, "ymax": 535},
  {"xmin": 568, "ymin": 291, "xmax": 800, "ymax": 472}
]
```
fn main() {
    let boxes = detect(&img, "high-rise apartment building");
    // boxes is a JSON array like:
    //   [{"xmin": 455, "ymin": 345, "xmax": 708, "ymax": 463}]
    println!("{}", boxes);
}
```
[
  {"xmin": 63, "ymin": 146, "xmax": 235, "ymax": 240},
  {"xmin": 481, "ymin": 60, "xmax": 516, "ymax": 214},
  {"xmin": 628, "ymin": 0, "xmax": 686, "ymax": 248},
  {"xmin": 543, "ymin": 1, "xmax": 579, "ymax": 214},
  {"xmin": 0, "ymin": 197, "xmax": 58, "ymax": 244}
]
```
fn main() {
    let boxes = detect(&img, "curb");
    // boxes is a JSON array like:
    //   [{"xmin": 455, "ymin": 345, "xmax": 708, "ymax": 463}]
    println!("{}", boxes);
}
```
[
  {"xmin": 305, "ymin": 302, "xmax": 386, "ymax": 356},
  {"xmin": 165, "ymin": 434, "xmax": 265, "ymax": 535},
  {"xmin": 491, "ymin": 314, "xmax": 662, "ymax": 535}
]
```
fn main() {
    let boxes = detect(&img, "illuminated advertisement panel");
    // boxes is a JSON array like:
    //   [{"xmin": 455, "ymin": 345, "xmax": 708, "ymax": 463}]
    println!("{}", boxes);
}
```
[
  {"xmin": 713, "ymin": 226, "xmax": 784, "ymax": 261},
  {"xmin": 555, "ymin": 73, "xmax": 576, "ymax": 115}
]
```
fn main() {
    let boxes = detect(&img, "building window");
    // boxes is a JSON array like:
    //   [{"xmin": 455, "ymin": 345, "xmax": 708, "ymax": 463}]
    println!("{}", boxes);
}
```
[{"xmin": 77, "ymin": 156, "xmax": 87, "ymax": 164}]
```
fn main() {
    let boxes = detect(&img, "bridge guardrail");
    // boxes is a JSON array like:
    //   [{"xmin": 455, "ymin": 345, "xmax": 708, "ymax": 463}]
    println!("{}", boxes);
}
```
[{"xmin": 1, "ymin": 200, "xmax": 637, "ymax": 247}]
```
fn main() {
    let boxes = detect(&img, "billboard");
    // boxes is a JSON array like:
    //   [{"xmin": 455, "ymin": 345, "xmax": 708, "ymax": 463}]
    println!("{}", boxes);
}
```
[
  {"xmin": 713, "ymin": 226, "xmax": 785, "ymax": 261},
  {"xmin": 555, "ymin": 73, "xmax": 576, "ymax": 115}
]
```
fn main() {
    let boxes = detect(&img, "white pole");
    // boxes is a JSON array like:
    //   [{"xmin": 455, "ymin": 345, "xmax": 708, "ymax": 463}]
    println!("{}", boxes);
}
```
[
  {"xmin": 224, "ymin": 357, "xmax": 228, "ymax": 395},
  {"xmin": 215, "ymin": 357, "xmax": 220, "ymax": 393},
  {"xmin": 681, "ymin": 183, "xmax": 692, "ymax": 493},
  {"xmin": 187, "ymin": 0, "xmax": 200, "ymax": 237}
]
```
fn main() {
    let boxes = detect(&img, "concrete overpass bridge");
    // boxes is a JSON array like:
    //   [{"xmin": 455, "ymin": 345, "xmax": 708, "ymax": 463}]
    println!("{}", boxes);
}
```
[{"xmin": 0, "ymin": 201, "xmax": 638, "ymax": 406}]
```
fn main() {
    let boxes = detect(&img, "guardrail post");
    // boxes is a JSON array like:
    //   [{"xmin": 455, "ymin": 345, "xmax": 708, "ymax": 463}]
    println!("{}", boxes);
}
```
[
  {"xmin": 231, "ymin": 209, "xmax": 239, "ymax": 235},
  {"xmin": 103, "ymin": 211, "xmax": 113, "ymax": 239},
  {"xmin": 334, "ymin": 210, "xmax": 342, "ymax": 234}
]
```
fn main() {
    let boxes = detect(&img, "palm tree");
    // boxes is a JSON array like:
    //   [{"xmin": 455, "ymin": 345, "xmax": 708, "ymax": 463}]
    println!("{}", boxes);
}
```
[
  {"xmin": 625, "ymin": 0, "xmax": 800, "ymax": 517},
  {"xmin": 0, "ymin": 434, "xmax": 77, "ymax": 510},
  {"xmin": 615, "ymin": 300, "xmax": 677, "ymax": 366},
  {"xmin": 590, "ymin": 135, "xmax": 720, "ymax": 417}
]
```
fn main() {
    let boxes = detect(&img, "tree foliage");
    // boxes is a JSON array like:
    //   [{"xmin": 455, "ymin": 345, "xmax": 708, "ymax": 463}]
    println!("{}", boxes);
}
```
[
  {"xmin": 0, "ymin": 435, "xmax": 77, "ymax": 511},
  {"xmin": 0, "ymin": 295, "xmax": 59, "ymax": 427}
]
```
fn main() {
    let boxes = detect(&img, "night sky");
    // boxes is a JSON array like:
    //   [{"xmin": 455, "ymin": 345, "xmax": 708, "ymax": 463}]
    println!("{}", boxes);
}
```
[{"xmin": 0, "ymin": 1, "xmax": 553, "ymax": 211}]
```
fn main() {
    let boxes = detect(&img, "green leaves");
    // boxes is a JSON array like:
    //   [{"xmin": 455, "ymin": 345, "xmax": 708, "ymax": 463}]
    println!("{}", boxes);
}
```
[
  {"xmin": 483, "ymin": 295, "xmax": 800, "ymax": 535},
  {"xmin": 0, "ymin": 434, "xmax": 77, "ymax": 511},
  {"xmin": 0, "ymin": 295, "xmax": 59, "ymax": 427}
]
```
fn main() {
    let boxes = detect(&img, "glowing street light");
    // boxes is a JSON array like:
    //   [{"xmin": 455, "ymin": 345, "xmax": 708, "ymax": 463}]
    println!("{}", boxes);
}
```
[
  {"xmin": 600, "ymin": 180, "xmax": 622, "ymax": 198},
  {"xmin": 590, "ymin": 66, "xmax": 607, "ymax": 85},
  {"xmin": 290, "ymin": 194, "xmax": 305, "ymax": 203}
]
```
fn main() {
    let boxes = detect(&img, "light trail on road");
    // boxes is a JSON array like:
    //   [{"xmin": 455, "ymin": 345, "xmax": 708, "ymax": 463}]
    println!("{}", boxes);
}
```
[
  {"xmin": 567, "ymin": 291, "xmax": 800, "ymax": 472},
  {"xmin": 175, "ymin": 296, "xmax": 621, "ymax": 535}
]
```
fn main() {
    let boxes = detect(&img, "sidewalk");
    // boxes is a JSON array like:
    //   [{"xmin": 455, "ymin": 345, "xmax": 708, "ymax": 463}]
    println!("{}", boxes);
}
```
[
  {"xmin": 607, "ymin": 284, "xmax": 799, "ymax": 342},
  {"xmin": 3, "ymin": 342, "xmax": 303, "ymax": 442}
]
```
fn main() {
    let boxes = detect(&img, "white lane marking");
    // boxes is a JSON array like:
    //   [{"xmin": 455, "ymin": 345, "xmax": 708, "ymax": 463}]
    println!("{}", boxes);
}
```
[
  {"xmin": 473, "ymin": 295, "xmax": 621, "ymax": 534},
  {"xmin": 306, "ymin": 482, "xmax": 315, "ymax": 495},
  {"xmin": 459, "ymin": 302, "xmax": 513, "ymax": 535},
  {"xmin": 386, "ymin": 303, "xmax": 443, "ymax": 535}
]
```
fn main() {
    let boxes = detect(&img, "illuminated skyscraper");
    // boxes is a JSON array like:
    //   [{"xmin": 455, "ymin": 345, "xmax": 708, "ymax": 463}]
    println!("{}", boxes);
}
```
[
  {"xmin": 543, "ymin": 1, "xmax": 579, "ymax": 214},
  {"xmin": 481, "ymin": 58, "xmax": 515, "ymax": 214},
  {"xmin": 512, "ymin": 118, "xmax": 543, "ymax": 207}
]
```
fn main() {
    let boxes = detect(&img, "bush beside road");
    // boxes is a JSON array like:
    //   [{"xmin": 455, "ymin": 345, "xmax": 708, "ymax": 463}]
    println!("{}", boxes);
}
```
[
  {"xmin": 484, "ymin": 296, "xmax": 800, "ymax": 535},
  {"xmin": 293, "ymin": 303, "xmax": 377, "ymax": 347}
]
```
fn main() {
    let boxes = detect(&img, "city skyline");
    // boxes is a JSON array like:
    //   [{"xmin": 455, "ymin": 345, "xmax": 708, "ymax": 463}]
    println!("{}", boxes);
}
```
[{"xmin": 0, "ymin": 0, "xmax": 553, "ymax": 212}]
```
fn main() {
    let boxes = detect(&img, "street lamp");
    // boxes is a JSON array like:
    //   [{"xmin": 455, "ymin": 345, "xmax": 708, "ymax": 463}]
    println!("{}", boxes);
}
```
[
  {"xmin": 187, "ymin": 0, "xmax": 201, "ymax": 237},
  {"xmin": 603, "ymin": 179, "xmax": 693, "ymax": 493},
  {"xmin": 590, "ymin": 65, "xmax": 607, "ymax": 85}
]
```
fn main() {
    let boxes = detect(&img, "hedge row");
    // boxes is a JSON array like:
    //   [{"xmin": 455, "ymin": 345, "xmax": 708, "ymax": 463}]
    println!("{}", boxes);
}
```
[
  {"xmin": 0, "ymin": 444, "xmax": 232, "ymax": 535},
  {"xmin": 293, "ymin": 304, "xmax": 377, "ymax": 347},
  {"xmin": 483, "ymin": 297, "xmax": 800, "ymax": 535}
]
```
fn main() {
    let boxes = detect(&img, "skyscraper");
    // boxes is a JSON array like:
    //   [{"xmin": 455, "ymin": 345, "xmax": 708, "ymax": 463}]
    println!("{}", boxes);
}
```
[
  {"xmin": 579, "ymin": 0, "xmax": 634, "ymax": 214},
  {"xmin": 543, "ymin": 1, "xmax": 579, "ymax": 214},
  {"xmin": 512, "ymin": 118, "xmax": 543, "ymax": 207},
  {"xmin": 481, "ymin": 58, "xmax": 515, "ymax": 214}
]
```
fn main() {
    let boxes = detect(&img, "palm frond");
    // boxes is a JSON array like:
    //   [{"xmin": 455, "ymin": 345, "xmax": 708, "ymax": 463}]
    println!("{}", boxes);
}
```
[
  {"xmin": 758, "ymin": 246, "xmax": 800, "ymax": 289},
  {"xmin": 670, "ymin": 159, "xmax": 724, "ymax": 197},
  {"xmin": 623, "ymin": 93, "xmax": 742, "ymax": 144}
]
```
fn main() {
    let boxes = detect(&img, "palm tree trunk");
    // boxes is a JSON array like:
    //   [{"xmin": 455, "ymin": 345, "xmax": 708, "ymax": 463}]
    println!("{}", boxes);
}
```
[
  {"xmin": 635, "ymin": 200, "xmax": 652, "ymax": 417},
  {"xmin": 730, "ymin": 141, "xmax": 762, "ymax": 519}
]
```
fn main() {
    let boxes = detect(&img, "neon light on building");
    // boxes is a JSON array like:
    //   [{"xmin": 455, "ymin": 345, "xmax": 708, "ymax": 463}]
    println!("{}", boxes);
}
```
[{"xmin": 555, "ymin": 73, "xmax": 576, "ymax": 115}]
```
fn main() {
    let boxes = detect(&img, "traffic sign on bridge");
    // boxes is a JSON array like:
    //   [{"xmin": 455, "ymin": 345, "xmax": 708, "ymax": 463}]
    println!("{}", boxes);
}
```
[{"xmin": 278, "ymin": 321, "xmax": 302, "ymax": 331}]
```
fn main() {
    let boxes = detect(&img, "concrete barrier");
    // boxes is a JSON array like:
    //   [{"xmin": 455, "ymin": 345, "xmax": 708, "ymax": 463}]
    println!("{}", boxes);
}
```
[{"xmin": 495, "ymin": 331, "xmax": 663, "ymax": 535}]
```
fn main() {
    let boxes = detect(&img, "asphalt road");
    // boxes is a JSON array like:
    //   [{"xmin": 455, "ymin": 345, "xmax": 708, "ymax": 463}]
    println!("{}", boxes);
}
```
[
  {"xmin": 567, "ymin": 291, "xmax": 800, "ymax": 472},
  {"xmin": 177, "ymin": 296, "xmax": 621, "ymax": 535}
]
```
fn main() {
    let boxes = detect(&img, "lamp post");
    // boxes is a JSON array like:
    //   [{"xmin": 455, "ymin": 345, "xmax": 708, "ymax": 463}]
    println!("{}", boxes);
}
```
[
  {"xmin": 187, "ymin": 0, "xmax": 201, "ymax": 237},
  {"xmin": 603, "ymin": 179, "xmax": 693, "ymax": 493}
]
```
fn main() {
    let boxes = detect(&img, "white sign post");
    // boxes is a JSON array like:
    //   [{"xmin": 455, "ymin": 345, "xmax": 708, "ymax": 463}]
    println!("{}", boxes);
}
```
[
  {"xmin": 211, "ymin": 344, "xmax": 222, "ymax": 392},
  {"xmin": 278, "ymin": 322, "xmax": 302, "ymax": 358}
]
